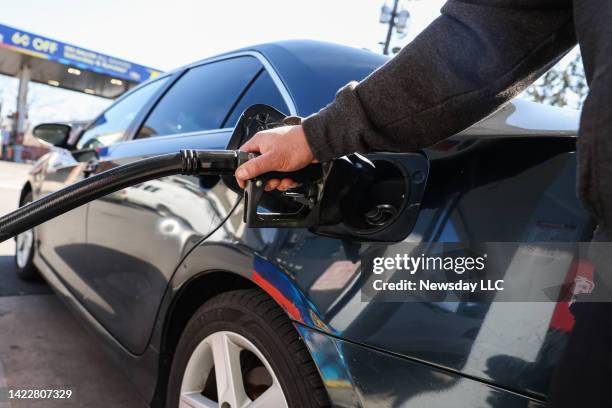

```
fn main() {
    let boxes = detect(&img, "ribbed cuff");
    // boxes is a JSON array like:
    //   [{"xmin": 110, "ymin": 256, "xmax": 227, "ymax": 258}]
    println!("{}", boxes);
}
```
[{"xmin": 302, "ymin": 108, "xmax": 337, "ymax": 163}]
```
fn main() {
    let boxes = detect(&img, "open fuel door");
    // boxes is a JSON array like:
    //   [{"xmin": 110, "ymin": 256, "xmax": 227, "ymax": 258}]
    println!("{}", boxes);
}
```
[
  {"xmin": 226, "ymin": 104, "xmax": 429, "ymax": 242},
  {"xmin": 311, "ymin": 151, "xmax": 428, "ymax": 242}
]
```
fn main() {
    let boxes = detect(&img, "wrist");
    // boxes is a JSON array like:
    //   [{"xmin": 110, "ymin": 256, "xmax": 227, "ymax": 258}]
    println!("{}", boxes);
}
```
[{"xmin": 302, "ymin": 112, "xmax": 335, "ymax": 163}]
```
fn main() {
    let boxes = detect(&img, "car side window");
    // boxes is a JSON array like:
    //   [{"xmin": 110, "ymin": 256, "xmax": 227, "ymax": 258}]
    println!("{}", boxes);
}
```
[
  {"xmin": 76, "ymin": 77, "xmax": 168, "ymax": 150},
  {"xmin": 136, "ymin": 57, "xmax": 261, "ymax": 138},
  {"xmin": 223, "ymin": 70, "xmax": 290, "ymax": 127}
]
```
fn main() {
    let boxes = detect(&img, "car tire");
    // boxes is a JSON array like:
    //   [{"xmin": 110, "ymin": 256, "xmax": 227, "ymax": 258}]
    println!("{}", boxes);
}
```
[
  {"xmin": 14, "ymin": 191, "xmax": 40, "ymax": 281},
  {"xmin": 166, "ymin": 288, "xmax": 330, "ymax": 408}
]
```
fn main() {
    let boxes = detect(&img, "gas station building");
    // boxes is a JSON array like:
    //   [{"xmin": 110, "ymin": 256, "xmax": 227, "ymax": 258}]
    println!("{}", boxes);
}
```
[{"xmin": 0, "ymin": 23, "xmax": 161, "ymax": 159}]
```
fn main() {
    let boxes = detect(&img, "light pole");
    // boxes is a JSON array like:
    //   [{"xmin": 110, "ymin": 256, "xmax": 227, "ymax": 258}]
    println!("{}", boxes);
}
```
[{"xmin": 380, "ymin": 0, "xmax": 411, "ymax": 55}]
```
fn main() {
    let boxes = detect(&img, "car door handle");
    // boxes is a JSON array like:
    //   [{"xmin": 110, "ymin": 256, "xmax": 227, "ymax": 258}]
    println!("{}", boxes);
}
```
[{"xmin": 84, "ymin": 159, "xmax": 99, "ymax": 177}]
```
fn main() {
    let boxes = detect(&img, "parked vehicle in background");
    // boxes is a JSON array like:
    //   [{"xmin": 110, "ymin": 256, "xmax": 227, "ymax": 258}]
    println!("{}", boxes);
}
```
[
  {"xmin": 16, "ymin": 120, "xmax": 90, "ymax": 162},
  {"xmin": 16, "ymin": 40, "xmax": 591, "ymax": 407}
]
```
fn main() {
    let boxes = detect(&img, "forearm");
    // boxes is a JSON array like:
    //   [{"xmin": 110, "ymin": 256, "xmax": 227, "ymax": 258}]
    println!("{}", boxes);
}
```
[{"xmin": 303, "ymin": 0, "xmax": 576, "ymax": 162}]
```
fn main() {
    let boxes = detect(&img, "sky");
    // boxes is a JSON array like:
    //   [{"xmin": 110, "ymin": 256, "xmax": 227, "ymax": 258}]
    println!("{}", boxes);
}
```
[{"xmin": 0, "ymin": 0, "xmax": 445, "ymax": 126}]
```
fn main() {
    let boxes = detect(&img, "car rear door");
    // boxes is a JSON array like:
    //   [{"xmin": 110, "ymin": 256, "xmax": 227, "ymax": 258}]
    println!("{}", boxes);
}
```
[{"xmin": 82, "ymin": 54, "xmax": 292, "ymax": 354}]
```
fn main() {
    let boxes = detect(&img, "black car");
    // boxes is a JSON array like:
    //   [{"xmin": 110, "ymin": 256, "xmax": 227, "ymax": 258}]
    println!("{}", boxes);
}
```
[{"xmin": 16, "ymin": 40, "xmax": 591, "ymax": 407}]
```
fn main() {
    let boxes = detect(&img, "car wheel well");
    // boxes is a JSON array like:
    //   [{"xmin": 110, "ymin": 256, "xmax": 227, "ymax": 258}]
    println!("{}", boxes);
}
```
[{"xmin": 152, "ymin": 271, "xmax": 257, "ymax": 407}]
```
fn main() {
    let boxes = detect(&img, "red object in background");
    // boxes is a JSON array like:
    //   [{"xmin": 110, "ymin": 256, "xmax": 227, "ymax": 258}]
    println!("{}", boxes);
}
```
[
  {"xmin": 549, "ymin": 260, "xmax": 595, "ymax": 332},
  {"xmin": 550, "ymin": 300, "xmax": 575, "ymax": 332}
]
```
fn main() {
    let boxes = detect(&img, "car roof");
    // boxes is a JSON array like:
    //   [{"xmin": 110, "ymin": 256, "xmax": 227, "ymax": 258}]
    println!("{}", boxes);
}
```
[
  {"xmin": 181, "ymin": 40, "xmax": 388, "ymax": 117},
  {"xmin": 171, "ymin": 40, "xmax": 579, "ymax": 137}
]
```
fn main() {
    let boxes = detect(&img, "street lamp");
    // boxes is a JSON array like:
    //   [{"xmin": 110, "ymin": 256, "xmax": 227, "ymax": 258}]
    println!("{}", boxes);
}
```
[
  {"xmin": 379, "ymin": 0, "xmax": 411, "ymax": 55},
  {"xmin": 395, "ymin": 9, "xmax": 411, "ymax": 34},
  {"xmin": 379, "ymin": 3, "xmax": 392, "ymax": 23}
]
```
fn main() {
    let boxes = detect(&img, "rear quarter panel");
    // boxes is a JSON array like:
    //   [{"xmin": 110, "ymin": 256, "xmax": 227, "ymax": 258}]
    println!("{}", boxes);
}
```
[{"xmin": 211, "ymin": 135, "xmax": 591, "ymax": 401}]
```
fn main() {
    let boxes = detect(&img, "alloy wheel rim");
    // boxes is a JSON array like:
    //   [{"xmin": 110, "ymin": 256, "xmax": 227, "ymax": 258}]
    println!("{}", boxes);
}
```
[
  {"xmin": 179, "ymin": 330, "xmax": 289, "ymax": 408},
  {"xmin": 15, "ymin": 229, "xmax": 33, "ymax": 268}
]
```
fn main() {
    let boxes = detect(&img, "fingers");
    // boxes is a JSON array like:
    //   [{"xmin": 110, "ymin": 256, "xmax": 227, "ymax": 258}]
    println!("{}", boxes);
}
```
[
  {"xmin": 265, "ymin": 179, "xmax": 281, "ymax": 191},
  {"xmin": 234, "ymin": 125, "xmax": 315, "ymax": 190},
  {"xmin": 256, "ymin": 178, "xmax": 299, "ymax": 191},
  {"xmin": 239, "ymin": 133, "xmax": 263, "ymax": 153},
  {"xmin": 235, "ymin": 153, "xmax": 278, "ymax": 188},
  {"xmin": 252, "ymin": 178, "xmax": 298, "ymax": 191},
  {"xmin": 278, "ymin": 178, "xmax": 298, "ymax": 191},
  {"xmin": 264, "ymin": 178, "xmax": 297, "ymax": 192}
]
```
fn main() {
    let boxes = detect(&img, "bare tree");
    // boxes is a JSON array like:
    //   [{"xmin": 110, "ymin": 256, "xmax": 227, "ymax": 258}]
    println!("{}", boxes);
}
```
[{"xmin": 525, "ymin": 50, "xmax": 588, "ymax": 110}]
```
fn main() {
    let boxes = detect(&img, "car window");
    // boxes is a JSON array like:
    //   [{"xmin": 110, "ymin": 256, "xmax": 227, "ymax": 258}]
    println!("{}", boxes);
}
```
[
  {"xmin": 76, "ymin": 77, "xmax": 168, "ymax": 150},
  {"xmin": 136, "ymin": 57, "xmax": 261, "ymax": 138},
  {"xmin": 223, "ymin": 70, "xmax": 290, "ymax": 127}
]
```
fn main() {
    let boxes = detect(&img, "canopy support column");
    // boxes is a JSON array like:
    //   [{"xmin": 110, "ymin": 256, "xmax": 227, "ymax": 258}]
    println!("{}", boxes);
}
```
[{"xmin": 13, "ymin": 58, "xmax": 31, "ymax": 144}]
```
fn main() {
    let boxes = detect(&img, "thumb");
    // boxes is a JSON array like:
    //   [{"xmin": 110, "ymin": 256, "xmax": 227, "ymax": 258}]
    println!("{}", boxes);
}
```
[{"xmin": 235, "ymin": 153, "xmax": 278, "ymax": 188}]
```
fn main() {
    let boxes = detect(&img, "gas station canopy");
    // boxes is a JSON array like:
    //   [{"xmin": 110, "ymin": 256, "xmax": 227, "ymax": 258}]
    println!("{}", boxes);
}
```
[{"xmin": 0, "ymin": 23, "xmax": 161, "ymax": 99}]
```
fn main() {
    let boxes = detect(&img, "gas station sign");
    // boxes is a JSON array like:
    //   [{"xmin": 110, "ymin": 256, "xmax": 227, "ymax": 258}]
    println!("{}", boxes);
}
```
[{"xmin": 0, "ymin": 23, "xmax": 160, "ymax": 83}]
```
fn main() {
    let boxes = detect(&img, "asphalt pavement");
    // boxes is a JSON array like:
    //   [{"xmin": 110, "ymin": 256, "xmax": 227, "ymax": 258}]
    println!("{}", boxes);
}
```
[{"xmin": 0, "ymin": 160, "xmax": 146, "ymax": 408}]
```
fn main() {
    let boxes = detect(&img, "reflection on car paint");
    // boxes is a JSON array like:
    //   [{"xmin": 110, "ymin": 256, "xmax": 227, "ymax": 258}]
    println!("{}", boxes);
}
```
[
  {"xmin": 257, "ymin": 137, "xmax": 592, "ymax": 399},
  {"xmin": 252, "ymin": 255, "xmax": 330, "ymax": 332},
  {"xmin": 296, "ymin": 326, "xmax": 361, "ymax": 408}
]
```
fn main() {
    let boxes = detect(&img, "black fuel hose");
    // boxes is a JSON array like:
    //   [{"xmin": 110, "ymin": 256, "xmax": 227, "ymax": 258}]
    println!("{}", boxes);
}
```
[{"xmin": 0, "ymin": 149, "xmax": 244, "ymax": 243}]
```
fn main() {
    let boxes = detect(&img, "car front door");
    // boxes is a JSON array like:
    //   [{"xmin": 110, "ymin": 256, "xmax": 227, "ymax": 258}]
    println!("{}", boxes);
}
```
[
  {"xmin": 82, "ymin": 55, "xmax": 292, "ymax": 354},
  {"xmin": 36, "ymin": 77, "xmax": 169, "ymax": 301}
]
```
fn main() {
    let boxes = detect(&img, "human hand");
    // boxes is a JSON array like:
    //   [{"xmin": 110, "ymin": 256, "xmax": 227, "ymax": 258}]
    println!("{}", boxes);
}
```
[{"xmin": 235, "ymin": 125, "xmax": 317, "ymax": 191}]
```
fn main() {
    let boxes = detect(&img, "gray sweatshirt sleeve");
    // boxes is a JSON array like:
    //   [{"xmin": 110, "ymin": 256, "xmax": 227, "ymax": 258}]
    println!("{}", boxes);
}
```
[{"xmin": 301, "ymin": 0, "xmax": 576, "ymax": 162}]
